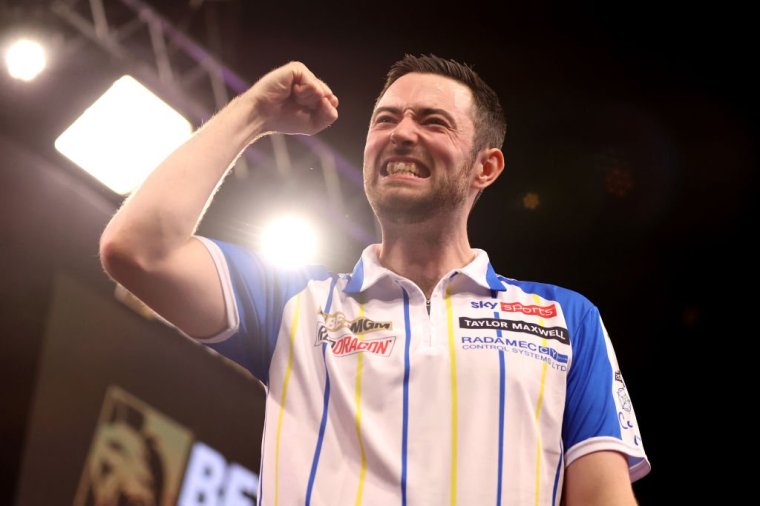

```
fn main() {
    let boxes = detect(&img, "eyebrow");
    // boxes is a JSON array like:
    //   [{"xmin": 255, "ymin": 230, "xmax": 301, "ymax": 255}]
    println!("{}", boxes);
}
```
[{"xmin": 372, "ymin": 106, "xmax": 458, "ymax": 128}]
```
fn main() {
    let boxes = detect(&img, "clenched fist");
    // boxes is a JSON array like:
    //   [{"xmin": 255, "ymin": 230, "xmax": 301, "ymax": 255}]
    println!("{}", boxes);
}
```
[{"xmin": 240, "ymin": 61, "xmax": 339, "ymax": 141}]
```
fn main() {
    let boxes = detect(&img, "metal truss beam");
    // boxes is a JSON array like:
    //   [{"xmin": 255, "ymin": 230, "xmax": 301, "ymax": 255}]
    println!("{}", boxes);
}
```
[{"xmin": 50, "ymin": 0, "xmax": 373, "ymax": 245}]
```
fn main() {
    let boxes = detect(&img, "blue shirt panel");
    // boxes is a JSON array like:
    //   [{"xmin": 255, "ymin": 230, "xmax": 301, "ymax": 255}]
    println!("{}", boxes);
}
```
[
  {"xmin": 499, "ymin": 278, "xmax": 621, "ymax": 449},
  {"xmin": 207, "ymin": 239, "xmax": 331, "ymax": 385}
]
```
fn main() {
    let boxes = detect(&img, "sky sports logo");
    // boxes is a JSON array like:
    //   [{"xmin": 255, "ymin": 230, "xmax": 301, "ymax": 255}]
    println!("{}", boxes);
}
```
[
  {"xmin": 470, "ymin": 300, "xmax": 558, "ymax": 318},
  {"xmin": 459, "ymin": 316, "xmax": 570, "ymax": 345}
]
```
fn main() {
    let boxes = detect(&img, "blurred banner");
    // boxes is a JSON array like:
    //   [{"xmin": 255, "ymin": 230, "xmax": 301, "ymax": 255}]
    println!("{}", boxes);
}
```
[{"xmin": 16, "ymin": 272, "xmax": 265, "ymax": 505}]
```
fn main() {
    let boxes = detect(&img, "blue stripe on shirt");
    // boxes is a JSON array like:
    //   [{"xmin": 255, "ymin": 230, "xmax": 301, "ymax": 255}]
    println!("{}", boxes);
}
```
[{"xmin": 305, "ymin": 275, "xmax": 339, "ymax": 505}]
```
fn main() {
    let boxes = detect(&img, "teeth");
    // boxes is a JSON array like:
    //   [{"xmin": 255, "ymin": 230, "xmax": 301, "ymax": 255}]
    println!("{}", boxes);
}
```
[{"xmin": 387, "ymin": 161, "xmax": 422, "ymax": 177}]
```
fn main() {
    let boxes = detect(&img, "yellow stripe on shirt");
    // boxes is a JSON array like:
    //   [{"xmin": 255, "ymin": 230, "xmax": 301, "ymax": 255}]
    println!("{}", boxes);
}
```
[
  {"xmin": 274, "ymin": 294, "xmax": 301, "ymax": 506},
  {"xmin": 445, "ymin": 287, "xmax": 459, "ymax": 506},
  {"xmin": 354, "ymin": 301, "xmax": 368, "ymax": 506},
  {"xmin": 531, "ymin": 294, "xmax": 549, "ymax": 506}
]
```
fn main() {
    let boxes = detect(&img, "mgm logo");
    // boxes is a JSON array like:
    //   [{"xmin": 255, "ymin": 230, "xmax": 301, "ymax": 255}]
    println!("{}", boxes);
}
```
[
  {"xmin": 75, "ymin": 385, "xmax": 258, "ymax": 506},
  {"xmin": 318, "ymin": 310, "xmax": 392, "ymax": 335}
]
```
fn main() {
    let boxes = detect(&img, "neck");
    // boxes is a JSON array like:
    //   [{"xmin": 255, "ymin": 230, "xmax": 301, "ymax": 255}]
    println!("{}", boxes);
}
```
[{"xmin": 377, "ymin": 213, "xmax": 474, "ymax": 299}]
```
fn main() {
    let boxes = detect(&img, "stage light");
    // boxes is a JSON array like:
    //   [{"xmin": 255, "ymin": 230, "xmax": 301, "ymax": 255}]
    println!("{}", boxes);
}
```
[
  {"xmin": 604, "ymin": 167, "xmax": 634, "ymax": 198},
  {"xmin": 5, "ymin": 37, "xmax": 47, "ymax": 81},
  {"xmin": 522, "ymin": 191, "xmax": 540, "ymax": 210},
  {"xmin": 259, "ymin": 215, "xmax": 319, "ymax": 268},
  {"xmin": 54, "ymin": 75, "xmax": 192, "ymax": 195}
]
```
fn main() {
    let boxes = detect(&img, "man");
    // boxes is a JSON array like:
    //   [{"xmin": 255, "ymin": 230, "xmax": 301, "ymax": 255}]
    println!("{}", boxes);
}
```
[{"xmin": 100, "ymin": 55, "xmax": 650, "ymax": 505}]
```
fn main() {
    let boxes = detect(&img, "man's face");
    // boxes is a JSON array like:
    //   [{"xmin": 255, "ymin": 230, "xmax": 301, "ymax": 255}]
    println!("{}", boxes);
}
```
[{"xmin": 363, "ymin": 72, "xmax": 478, "ymax": 224}]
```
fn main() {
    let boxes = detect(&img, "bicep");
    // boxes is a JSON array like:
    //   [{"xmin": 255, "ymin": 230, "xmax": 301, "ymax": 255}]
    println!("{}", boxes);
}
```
[
  {"xmin": 563, "ymin": 451, "xmax": 637, "ymax": 506},
  {"xmin": 112, "ymin": 237, "xmax": 228, "ymax": 339}
]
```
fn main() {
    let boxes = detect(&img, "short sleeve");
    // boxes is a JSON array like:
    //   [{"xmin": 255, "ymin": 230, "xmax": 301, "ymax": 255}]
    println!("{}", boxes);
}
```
[
  {"xmin": 563, "ymin": 305, "xmax": 651, "ymax": 482},
  {"xmin": 195, "ymin": 237, "xmax": 330, "ymax": 385}
]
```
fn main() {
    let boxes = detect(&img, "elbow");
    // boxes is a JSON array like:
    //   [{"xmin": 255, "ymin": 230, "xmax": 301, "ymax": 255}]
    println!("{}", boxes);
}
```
[
  {"xmin": 99, "ymin": 223, "xmax": 156, "ymax": 285},
  {"xmin": 99, "ymin": 231, "xmax": 138, "ymax": 283},
  {"xmin": 99, "ymin": 223, "xmax": 182, "ymax": 286}
]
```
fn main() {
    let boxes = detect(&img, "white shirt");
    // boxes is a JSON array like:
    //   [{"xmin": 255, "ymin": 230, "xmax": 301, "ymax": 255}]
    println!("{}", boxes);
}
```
[{"xmin": 197, "ymin": 238, "xmax": 650, "ymax": 505}]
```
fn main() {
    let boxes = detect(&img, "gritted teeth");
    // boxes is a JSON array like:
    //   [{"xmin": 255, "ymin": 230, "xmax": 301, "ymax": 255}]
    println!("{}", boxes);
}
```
[{"xmin": 385, "ymin": 161, "xmax": 429, "ymax": 178}]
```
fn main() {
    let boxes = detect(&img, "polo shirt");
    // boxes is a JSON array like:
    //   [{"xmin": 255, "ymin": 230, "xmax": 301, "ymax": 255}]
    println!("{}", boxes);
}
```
[{"xmin": 196, "ymin": 237, "xmax": 650, "ymax": 505}]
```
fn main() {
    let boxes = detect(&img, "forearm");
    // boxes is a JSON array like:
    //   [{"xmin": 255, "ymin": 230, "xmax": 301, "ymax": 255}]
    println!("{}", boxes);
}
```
[
  {"xmin": 563, "ymin": 451, "xmax": 637, "ymax": 506},
  {"xmin": 100, "ymin": 95, "xmax": 264, "ymax": 268},
  {"xmin": 96, "ymin": 61, "xmax": 337, "ymax": 337}
]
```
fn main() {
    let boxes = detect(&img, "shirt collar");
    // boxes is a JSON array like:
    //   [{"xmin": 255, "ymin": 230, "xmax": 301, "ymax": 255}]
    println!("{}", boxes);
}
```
[{"xmin": 344, "ymin": 244, "xmax": 505, "ymax": 294}]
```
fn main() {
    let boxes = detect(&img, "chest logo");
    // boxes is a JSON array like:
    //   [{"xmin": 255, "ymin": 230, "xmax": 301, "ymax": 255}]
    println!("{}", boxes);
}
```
[
  {"xmin": 470, "ymin": 301, "xmax": 558, "ymax": 318},
  {"xmin": 459, "ymin": 316, "xmax": 569, "ymax": 345},
  {"xmin": 318, "ymin": 310, "xmax": 392, "ymax": 334},
  {"xmin": 315, "ymin": 311, "xmax": 396, "ymax": 357}
]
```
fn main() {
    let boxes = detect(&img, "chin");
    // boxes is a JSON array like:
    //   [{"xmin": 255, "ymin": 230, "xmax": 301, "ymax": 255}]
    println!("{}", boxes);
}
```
[{"xmin": 371, "ymin": 198, "xmax": 435, "ymax": 225}]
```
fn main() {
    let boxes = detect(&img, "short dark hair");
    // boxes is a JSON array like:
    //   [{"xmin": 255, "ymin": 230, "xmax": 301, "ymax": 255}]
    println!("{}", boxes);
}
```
[{"xmin": 375, "ymin": 54, "xmax": 507, "ymax": 154}]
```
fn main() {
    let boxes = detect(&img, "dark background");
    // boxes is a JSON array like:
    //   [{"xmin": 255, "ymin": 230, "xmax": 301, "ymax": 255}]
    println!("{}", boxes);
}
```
[{"xmin": 2, "ymin": 0, "xmax": 755, "ymax": 503}]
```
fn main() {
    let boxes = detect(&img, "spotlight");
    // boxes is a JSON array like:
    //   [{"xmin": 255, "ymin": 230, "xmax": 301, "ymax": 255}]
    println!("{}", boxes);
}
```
[
  {"xmin": 5, "ymin": 37, "xmax": 46, "ymax": 81},
  {"xmin": 259, "ymin": 215, "xmax": 319, "ymax": 268},
  {"xmin": 54, "ymin": 75, "xmax": 192, "ymax": 195}
]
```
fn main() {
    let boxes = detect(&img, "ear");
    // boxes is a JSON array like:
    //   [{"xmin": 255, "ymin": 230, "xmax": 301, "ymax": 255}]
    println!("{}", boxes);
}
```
[{"xmin": 472, "ymin": 148, "xmax": 505, "ymax": 190}]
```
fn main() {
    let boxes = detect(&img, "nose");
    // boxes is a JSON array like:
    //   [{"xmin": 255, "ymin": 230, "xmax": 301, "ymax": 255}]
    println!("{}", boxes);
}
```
[{"xmin": 390, "ymin": 116, "xmax": 418, "ymax": 146}]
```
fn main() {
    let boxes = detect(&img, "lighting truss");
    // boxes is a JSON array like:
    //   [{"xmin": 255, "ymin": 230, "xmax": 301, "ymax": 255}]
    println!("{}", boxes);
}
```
[{"xmin": 50, "ymin": 0, "xmax": 372, "ymax": 244}]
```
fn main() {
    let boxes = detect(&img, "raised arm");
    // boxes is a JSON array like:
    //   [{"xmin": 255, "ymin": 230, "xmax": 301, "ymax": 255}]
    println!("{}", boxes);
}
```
[{"xmin": 99, "ymin": 62, "xmax": 338, "ymax": 338}]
